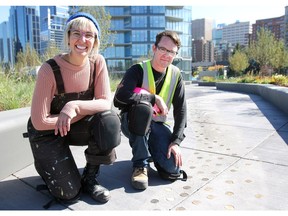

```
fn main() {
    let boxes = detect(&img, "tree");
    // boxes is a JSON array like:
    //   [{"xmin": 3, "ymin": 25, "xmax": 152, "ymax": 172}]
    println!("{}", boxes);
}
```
[
  {"xmin": 270, "ymin": 39, "xmax": 288, "ymax": 74},
  {"xmin": 229, "ymin": 50, "xmax": 249, "ymax": 76},
  {"xmin": 232, "ymin": 43, "xmax": 244, "ymax": 54},
  {"xmin": 71, "ymin": 6, "xmax": 116, "ymax": 52},
  {"xmin": 247, "ymin": 27, "xmax": 288, "ymax": 75}
]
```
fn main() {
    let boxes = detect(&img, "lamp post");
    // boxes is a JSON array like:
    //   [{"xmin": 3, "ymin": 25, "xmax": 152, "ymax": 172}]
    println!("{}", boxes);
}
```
[
  {"xmin": 191, "ymin": 38, "xmax": 195, "ymax": 77},
  {"xmin": 191, "ymin": 38, "xmax": 194, "ymax": 63}
]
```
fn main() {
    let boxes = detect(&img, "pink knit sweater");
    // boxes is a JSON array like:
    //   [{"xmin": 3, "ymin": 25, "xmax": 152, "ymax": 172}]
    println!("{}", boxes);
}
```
[{"xmin": 30, "ymin": 54, "xmax": 111, "ymax": 131}]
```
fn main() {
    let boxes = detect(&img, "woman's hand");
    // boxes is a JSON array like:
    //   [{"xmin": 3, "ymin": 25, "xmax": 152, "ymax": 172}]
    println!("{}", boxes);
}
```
[{"xmin": 55, "ymin": 112, "xmax": 71, "ymax": 137}]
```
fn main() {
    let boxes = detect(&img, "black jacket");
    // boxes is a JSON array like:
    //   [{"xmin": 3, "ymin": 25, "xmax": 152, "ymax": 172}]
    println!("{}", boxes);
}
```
[{"xmin": 113, "ymin": 63, "xmax": 187, "ymax": 145}]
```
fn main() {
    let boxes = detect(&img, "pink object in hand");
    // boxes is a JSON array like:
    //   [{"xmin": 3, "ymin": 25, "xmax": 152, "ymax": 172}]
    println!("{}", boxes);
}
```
[{"xmin": 133, "ymin": 87, "xmax": 161, "ymax": 115}]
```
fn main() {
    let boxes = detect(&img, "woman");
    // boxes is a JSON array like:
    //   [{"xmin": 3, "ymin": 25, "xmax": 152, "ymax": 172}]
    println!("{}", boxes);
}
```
[{"xmin": 26, "ymin": 12, "xmax": 121, "ymax": 206}]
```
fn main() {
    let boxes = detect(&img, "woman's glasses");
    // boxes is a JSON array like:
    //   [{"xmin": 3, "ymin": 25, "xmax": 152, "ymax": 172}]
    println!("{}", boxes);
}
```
[{"xmin": 69, "ymin": 29, "xmax": 96, "ymax": 40}]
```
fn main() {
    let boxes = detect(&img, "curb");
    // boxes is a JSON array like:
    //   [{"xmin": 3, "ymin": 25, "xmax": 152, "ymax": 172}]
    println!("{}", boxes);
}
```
[{"xmin": 216, "ymin": 82, "xmax": 288, "ymax": 116}]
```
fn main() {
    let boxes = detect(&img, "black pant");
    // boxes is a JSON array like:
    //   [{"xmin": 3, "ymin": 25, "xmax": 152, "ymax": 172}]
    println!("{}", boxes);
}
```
[{"xmin": 27, "ymin": 115, "xmax": 117, "ymax": 201}]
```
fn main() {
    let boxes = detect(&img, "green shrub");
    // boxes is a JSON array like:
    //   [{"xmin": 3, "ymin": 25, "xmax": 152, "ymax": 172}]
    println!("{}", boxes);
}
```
[
  {"xmin": 0, "ymin": 73, "xmax": 35, "ymax": 111},
  {"xmin": 201, "ymin": 76, "xmax": 215, "ymax": 82},
  {"xmin": 272, "ymin": 74, "xmax": 288, "ymax": 87},
  {"xmin": 222, "ymin": 75, "xmax": 288, "ymax": 87},
  {"xmin": 0, "ymin": 73, "xmax": 122, "ymax": 111}
]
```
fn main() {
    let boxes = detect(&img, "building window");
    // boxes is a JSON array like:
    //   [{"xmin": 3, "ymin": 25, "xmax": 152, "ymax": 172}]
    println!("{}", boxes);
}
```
[
  {"xmin": 131, "ymin": 6, "xmax": 148, "ymax": 14},
  {"xmin": 132, "ymin": 44, "xmax": 148, "ymax": 56},
  {"xmin": 132, "ymin": 16, "xmax": 148, "ymax": 28},
  {"xmin": 132, "ymin": 30, "xmax": 148, "ymax": 42},
  {"xmin": 103, "ymin": 46, "xmax": 125, "ymax": 58},
  {"xmin": 114, "ymin": 33, "xmax": 125, "ymax": 44},
  {"xmin": 150, "ymin": 6, "xmax": 165, "ymax": 14},
  {"xmin": 150, "ymin": 16, "xmax": 165, "ymax": 28},
  {"xmin": 111, "ymin": 19, "xmax": 125, "ymax": 30}
]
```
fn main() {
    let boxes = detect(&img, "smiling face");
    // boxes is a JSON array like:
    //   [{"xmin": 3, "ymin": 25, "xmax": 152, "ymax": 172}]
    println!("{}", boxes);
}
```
[
  {"xmin": 69, "ymin": 28, "xmax": 96, "ymax": 57},
  {"xmin": 64, "ymin": 17, "xmax": 99, "ymax": 61}
]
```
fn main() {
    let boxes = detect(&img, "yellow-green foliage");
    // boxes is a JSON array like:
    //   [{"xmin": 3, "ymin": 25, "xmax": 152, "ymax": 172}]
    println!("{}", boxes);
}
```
[
  {"xmin": 228, "ymin": 75, "xmax": 288, "ymax": 87},
  {"xmin": 201, "ymin": 76, "xmax": 215, "ymax": 82},
  {"xmin": 0, "ymin": 73, "xmax": 35, "ymax": 111}
]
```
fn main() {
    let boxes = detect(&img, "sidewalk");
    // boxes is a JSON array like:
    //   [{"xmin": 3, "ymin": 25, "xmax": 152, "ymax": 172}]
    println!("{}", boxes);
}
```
[{"xmin": 1, "ymin": 83, "xmax": 288, "ymax": 210}]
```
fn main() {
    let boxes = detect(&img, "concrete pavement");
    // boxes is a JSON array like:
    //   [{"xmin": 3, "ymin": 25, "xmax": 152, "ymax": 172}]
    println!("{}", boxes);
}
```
[{"xmin": 1, "ymin": 83, "xmax": 288, "ymax": 211}]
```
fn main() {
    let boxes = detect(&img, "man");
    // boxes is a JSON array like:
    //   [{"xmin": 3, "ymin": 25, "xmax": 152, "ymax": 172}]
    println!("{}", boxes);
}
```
[{"xmin": 114, "ymin": 30, "xmax": 187, "ymax": 190}]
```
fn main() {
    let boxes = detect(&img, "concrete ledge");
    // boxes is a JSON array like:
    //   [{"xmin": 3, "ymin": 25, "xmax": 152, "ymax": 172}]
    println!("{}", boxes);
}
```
[
  {"xmin": 0, "ymin": 107, "xmax": 33, "ymax": 180},
  {"xmin": 198, "ymin": 81, "xmax": 216, "ymax": 86},
  {"xmin": 216, "ymin": 82, "xmax": 288, "ymax": 116}
]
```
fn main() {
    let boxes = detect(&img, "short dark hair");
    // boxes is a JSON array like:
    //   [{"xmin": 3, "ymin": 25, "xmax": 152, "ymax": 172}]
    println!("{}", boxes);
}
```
[{"xmin": 155, "ymin": 30, "xmax": 181, "ymax": 50}]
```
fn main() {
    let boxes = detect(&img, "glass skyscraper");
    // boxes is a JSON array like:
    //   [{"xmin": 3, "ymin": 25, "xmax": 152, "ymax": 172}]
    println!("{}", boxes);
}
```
[
  {"xmin": 39, "ymin": 6, "xmax": 69, "ymax": 54},
  {"xmin": 104, "ymin": 6, "xmax": 192, "ymax": 75},
  {"xmin": 8, "ymin": 6, "xmax": 40, "ymax": 65},
  {"xmin": 0, "ymin": 21, "xmax": 11, "ymax": 64}
]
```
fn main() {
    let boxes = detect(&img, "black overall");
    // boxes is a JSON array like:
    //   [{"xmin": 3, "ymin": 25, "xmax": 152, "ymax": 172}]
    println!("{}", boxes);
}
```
[{"xmin": 26, "ymin": 59, "xmax": 119, "ymax": 201}]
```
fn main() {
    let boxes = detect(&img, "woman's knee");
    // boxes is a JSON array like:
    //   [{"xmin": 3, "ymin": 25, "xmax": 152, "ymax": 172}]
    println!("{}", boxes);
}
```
[{"xmin": 91, "ymin": 110, "xmax": 121, "ymax": 151}]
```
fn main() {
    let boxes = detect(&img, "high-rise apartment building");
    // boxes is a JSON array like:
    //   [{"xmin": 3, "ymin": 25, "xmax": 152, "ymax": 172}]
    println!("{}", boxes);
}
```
[
  {"xmin": 252, "ymin": 16, "xmax": 285, "ymax": 42},
  {"xmin": 104, "ymin": 6, "xmax": 192, "ymax": 74},
  {"xmin": 192, "ymin": 38, "xmax": 214, "ymax": 63},
  {"xmin": 222, "ymin": 21, "xmax": 251, "ymax": 47}
]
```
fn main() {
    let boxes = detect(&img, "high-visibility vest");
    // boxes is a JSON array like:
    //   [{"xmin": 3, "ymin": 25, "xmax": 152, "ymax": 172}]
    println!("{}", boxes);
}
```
[{"xmin": 138, "ymin": 59, "xmax": 180, "ymax": 122}]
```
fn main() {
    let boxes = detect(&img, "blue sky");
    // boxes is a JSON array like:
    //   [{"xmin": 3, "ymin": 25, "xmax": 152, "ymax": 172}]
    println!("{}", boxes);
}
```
[
  {"xmin": 0, "ymin": 6, "xmax": 10, "ymax": 22},
  {"xmin": 0, "ymin": 0, "xmax": 287, "ymax": 25},
  {"xmin": 192, "ymin": 0, "xmax": 288, "ymax": 25}
]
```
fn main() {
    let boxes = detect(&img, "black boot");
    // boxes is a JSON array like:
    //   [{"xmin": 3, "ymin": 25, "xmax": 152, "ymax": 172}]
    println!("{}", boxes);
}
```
[{"xmin": 81, "ymin": 163, "xmax": 111, "ymax": 203}]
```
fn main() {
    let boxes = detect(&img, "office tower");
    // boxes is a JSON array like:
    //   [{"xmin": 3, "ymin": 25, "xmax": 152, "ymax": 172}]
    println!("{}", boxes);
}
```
[
  {"xmin": 191, "ymin": 18, "xmax": 214, "ymax": 63},
  {"xmin": 192, "ymin": 18, "xmax": 213, "ymax": 41}
]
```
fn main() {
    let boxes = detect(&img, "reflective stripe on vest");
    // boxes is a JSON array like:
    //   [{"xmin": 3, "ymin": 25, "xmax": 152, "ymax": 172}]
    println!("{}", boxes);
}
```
[{"xmin": 138, "ymin": 60, "xmax": 180, "ymax": 122}]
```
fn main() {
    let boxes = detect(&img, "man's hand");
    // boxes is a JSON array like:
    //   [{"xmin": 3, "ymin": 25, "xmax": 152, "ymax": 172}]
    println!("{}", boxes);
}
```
[
  {"xmin": 155, "ymin": 95, "xmax": 168, "ymax": 115},
  {"xmin": 167, "ymin": 143, "xmax": 182, "ymax": 167},
  {"xmin": 55, "ymin": 112, "xmax": 71, "ymax": 137}
]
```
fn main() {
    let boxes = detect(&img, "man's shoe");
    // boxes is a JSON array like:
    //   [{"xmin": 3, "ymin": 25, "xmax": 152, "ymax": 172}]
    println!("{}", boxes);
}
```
[{"xmin": 131, "ymin": 167, "xmax": 148, "ymax": 190}]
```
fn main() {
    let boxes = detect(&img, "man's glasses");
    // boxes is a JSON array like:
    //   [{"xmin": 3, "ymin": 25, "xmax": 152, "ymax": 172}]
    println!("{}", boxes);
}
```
[
  {"xmin": 69, "ymin": 29, "xmax": 96, "ymax": 40},
  {"xmin": 157, "ymin": 46, "xmax": 178, "ymax": 57}
]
